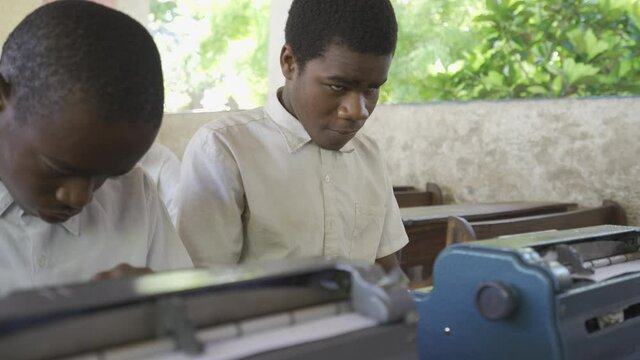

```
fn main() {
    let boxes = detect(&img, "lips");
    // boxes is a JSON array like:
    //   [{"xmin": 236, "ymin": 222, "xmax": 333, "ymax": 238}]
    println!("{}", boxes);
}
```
[{"xmin": 330, "ymin": 128, "xmax": 359, "ymax": 136}]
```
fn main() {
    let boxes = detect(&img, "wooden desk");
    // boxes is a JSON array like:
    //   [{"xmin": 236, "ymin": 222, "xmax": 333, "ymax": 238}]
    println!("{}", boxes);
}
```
[{"xmin": 399, "ymin": 201, "xmax": 576, "ymax": 280}]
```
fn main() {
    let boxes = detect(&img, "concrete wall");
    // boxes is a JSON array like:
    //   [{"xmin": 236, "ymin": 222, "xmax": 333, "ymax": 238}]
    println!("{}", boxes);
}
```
[
  {"xmin": 159, "ymin": 96, "xmax": 640, "ymax": 226},
  {"xmin": 0, "ymin": 0, "xmax": 41, "ymax": 45},
  {"xmin": 0, "ymin": 0, "xmax": 148, "ymax": 46},
  {"xmin": 158, "ymin": 112, "xmax": 233, "ymax": 159}
]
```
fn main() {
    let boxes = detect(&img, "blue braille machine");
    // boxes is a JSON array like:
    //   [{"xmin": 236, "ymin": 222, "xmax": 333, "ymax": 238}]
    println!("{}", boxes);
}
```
[{"xmin": 416, "ymin": 225, "xmax": 640, "ymax": 360}]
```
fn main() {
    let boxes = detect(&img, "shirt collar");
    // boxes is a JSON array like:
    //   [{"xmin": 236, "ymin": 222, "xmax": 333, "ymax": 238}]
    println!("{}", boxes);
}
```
[
  {"xmin": 264, "ymin": 88, "xmax": 355, "ymax": 153},
  {"xmin": 0, "ymin": 181, "xmax": 80, "ymax": 236},
  {"xmin": 60, "ymin": 213, "xmax": 81, "ymax": 236},
  {"xmin": 0, "ymin": 182, "xmax": 13, "ymax": 217}
]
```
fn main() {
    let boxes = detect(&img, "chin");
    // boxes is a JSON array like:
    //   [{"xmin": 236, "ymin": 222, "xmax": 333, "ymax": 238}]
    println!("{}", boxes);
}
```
[
  {"xmin": 37, "ymin": 209, "xmax": 75, "ymax": 224},
  {"xmin": 318, "ymin": 141, "xmax": 346, "ymax": 151},
  {"xmin": 316, "ymin": 135, "xmax": 353, "ymax": 151},
  {"xmin": 38, "ymin": 213, "xmax": 70, "ymax": 224}
]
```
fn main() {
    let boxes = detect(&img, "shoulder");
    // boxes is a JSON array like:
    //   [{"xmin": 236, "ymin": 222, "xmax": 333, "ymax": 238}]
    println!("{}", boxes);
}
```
[
  {"xmin": 198, "ymin": 107, "xmax": 268, "ymax": 134},
  {"xmin": 186, "ymin": 107, "xmax": 274, "ymax": 155}
]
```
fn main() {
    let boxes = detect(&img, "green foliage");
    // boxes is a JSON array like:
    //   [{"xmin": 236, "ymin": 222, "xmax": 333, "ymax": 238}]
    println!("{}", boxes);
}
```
[
  {"xmin": 150, "ymin": 0, "xmax": 639, "ymax": 111},
  {"xmin": 149, "ymin": 0, "xmax": 269, "ymax": 112},
  {"xmin": 388, "ymin": 0, "xmax": 640, "ymax": 101},
  {"xmin": 382, "ymin": 0, "xmax": 484, "ymax": 102}
]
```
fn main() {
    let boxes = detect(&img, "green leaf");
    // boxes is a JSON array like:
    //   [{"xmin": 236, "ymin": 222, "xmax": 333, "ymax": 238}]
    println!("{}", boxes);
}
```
[
  {"xmin": 584, "ymin": 29, "xmax": 610, "ymax": 61},
  {"xmin": 482, "ymin": 71, "xmax": 505, "ymax": 88},
  {"xmin": 527, "ymin": 85, "xmax": 548, "ymax": 95},
  {"xmin": 618, "ymin": 59, "xmax": 632, "ymax": 77},
  {"xmin": 469, "ymin": 49, "xmax": 487, "ymax": 70},
  {"xmin": 562, "ymin": 58, "xmax": 601, "ymax": 85},
  {"xmin": 552, "ymin": 75, "xmax": 563, "ymax": 95},
  {"xmin": 447, "ymin": 60, "xmax": 465, "ymax": 74},
  {"xmin": 567, "ymin": 28, "xmax": 587, "ymax": 55}
]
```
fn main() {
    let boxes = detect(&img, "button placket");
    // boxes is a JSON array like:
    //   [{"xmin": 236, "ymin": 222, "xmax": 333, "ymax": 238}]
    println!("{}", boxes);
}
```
[
  {"xmin": 320, "ymin": 149, "xmax": 339, "ymax": 257},
  {"xmin": 22, "ymin": 215, "xmax": 48, "ymax": 273}
]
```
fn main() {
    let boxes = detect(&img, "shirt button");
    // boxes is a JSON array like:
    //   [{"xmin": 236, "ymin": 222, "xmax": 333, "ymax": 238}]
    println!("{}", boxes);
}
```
[
  {"xmin": 324, "ymin": 175, "xmax": 331, "ymax": 183},
  {"xmin": 37, "ymin": 255, "xmax": 47, "ymax": 268}
]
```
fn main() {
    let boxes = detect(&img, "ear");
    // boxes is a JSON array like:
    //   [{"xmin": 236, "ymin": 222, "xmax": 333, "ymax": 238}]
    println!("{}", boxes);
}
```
[
  {"xmin": 280, "ymin": 44, "xmax": 298, "ymax": 80},
  {"xmin": 0, "ymin": 73, "xmax": 9, "ymax": 112}
]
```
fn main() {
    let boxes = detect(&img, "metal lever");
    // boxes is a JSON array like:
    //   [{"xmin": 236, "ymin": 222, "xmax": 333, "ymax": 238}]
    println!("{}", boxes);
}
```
[
  {"xmin": 156, "ymin": 296, "xmax": 204, "ymax": 355},
  {"xmin": 556, "ymin": 244, "xmax": 594, "ymax": 276}
]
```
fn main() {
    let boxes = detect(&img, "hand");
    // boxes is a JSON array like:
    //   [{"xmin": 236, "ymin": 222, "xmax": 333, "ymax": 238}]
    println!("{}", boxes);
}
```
[{"xmin": 92, "ymin": 263, "xmax": 153, "ymax": 281}]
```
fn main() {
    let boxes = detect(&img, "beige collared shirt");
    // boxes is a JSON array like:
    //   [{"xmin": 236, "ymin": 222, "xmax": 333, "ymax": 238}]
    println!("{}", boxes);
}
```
[
  {"xmin": 0, "ymin": 167, "xmax": 193, "ymax": 296},
  {"xmin": 176, "ymin": 91, "xmax": 408, "ymax": 266}
]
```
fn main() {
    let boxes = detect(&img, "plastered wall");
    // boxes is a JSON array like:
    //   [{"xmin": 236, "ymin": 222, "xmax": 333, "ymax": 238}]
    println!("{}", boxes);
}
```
[
  {"xmin": 159, "ymin": 96, "xmax": 640, "ymax": 226},
  {"xmin": 0, "ymin": 0, "xmax": 148, "ymax": 46},
  {"xmin": 364, "ymin": 96, "xmax": 640, "ymax": 225},
  {"xmin": 0, "ymin": 0, "xmax": 41, "ymax": 44}
]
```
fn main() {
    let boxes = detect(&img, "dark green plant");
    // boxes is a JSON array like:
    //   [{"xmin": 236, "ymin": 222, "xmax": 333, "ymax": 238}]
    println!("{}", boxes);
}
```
[
  {"xmin": 393, "ymin": 0, "xmax": 640, "ymax": 101},
  {"xmin": 150, "ymin": 0, "xmax": 640, "ymax": 110}
]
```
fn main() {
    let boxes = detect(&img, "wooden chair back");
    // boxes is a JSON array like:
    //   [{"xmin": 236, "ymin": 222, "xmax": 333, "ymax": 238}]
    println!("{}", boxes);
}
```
[
  {"xmin": 399, "ymin": 201, "xmax": 576, "ymax": 286},
  {"xmin": 394, "ymin": 182, "xmax": 444, "ymax": 207}
]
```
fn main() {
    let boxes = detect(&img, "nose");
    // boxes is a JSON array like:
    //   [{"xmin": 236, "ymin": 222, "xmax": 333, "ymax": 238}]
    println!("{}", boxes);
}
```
[
  {"xmin": 338, "ymin": 92, "xmax": 369, "ymax": 121},
  {"xmin": 55, "ymin": 177, "xmax": 95, "ymax": 210}
]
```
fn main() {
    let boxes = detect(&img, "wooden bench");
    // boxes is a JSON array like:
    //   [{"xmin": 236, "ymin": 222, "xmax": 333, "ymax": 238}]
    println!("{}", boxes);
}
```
[
  {"xmin": 445, "ymin": 200, "xmax": 627, "ymax": 246},
  {"xmin": 394, "ymin": 182, "xmax": 444, "ymax": 207},
  {"xmin": 399, "ymin": 201, "xmax": 576, "ymax": 284}
]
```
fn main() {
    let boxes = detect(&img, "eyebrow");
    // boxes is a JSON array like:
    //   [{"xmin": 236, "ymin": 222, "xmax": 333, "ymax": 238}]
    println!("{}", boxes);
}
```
[{"xmin": 326, "ymin": 75, "xmax": 387, "ymax": 89}]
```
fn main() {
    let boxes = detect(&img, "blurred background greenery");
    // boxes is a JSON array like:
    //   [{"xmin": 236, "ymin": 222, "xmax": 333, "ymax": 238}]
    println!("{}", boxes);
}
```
[{"xmin": 149, "ymin": 0, "xmax": 640, "ymax": 112}]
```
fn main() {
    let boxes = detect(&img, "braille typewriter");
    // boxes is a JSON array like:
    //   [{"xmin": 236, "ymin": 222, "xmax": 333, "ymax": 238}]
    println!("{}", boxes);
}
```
[
  {"xmin": 417, "ymin": 225, "xmax": 640, "ymax": 360},
  {"xmin": 0, "ymin": 258, "xmax": 417, "ymax": 360}
]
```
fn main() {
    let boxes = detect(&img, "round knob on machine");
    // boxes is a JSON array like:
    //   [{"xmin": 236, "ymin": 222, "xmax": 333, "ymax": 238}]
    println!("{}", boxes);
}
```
[{"xmin": 475, "ymin": 281, "xmax": 518, "ymax": 320}]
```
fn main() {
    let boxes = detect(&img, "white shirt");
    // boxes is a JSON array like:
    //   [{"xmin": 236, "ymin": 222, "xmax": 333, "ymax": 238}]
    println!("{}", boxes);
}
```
[
  {"xmin": 139, "ymin": 143, "xmax": 181, "ymax": 223},
  {"xmin": 0, "ymin": 167, "xmax": 193, "ymax": 296},
  {"xmin": 176, "ymin": 92, "xmax": 408, "ymax": 266}
]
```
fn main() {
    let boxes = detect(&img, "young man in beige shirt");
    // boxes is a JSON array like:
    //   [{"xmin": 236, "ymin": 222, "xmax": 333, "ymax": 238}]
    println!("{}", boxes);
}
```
[{"xmin": 177, "ymin": 0, "xmax": 407, "ymax": 272}]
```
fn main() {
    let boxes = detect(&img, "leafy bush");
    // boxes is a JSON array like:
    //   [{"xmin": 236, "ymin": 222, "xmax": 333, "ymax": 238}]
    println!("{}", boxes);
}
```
[
  {"xmin": 150, "ymin": 0, "xmax": 639, "ymax": 110},
  {"xmin": 384, "ymin": 0, "xmax": 640, "ymax": 102}
]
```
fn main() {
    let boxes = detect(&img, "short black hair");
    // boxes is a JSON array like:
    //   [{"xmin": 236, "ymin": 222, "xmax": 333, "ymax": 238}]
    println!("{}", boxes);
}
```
[
  {"xmin": 284, "ymin": 0, "xmax": 397, "ymax": 71},
  {"xmin": 0, "ymin": 0, "xmax": 164, "ymax": 127}
]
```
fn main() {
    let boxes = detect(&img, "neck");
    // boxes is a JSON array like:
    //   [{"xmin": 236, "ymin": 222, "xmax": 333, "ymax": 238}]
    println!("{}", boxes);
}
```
[{"xmin": 277, "ymin": 86, "xmax": 297, "ymax": 120}]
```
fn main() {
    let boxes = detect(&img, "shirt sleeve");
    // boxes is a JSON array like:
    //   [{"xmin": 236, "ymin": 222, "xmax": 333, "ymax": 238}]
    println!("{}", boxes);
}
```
[
  {"xmin": 175, "ymin": 127, "xmax": 246, "ymax": 266},
  {"xmin": 375, "ymin": 156, "xmax": 409, "ymax": 259},
  {"xmin": 144, "ymin": 172, "xmax": 194, "ymax": 271}
]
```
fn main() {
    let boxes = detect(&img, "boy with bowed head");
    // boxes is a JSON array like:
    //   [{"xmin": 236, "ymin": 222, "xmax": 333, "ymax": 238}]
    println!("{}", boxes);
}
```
[
  {"xmin": 0, "ymin": 0, "xmax": 192, "ymax": 294},
  {"xmin": 177, "ymin": 0, "xmax": 408, "ymax": 273}
]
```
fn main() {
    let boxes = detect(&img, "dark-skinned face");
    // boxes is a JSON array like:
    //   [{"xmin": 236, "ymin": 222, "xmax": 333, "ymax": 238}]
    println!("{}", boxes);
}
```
[
  {"xmin": 0, "ymin": 75, "xmax": 157, "ymax": 223},
  {"xmin": 280, "ymin": 43, "xmax": 392, "ymax": 151}
]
